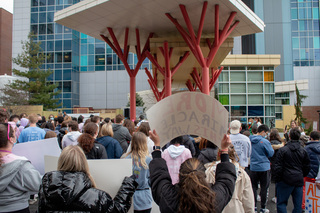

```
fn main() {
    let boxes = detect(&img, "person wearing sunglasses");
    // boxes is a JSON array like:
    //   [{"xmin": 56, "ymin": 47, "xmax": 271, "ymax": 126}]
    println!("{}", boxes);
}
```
[{"xmin": 0, "ymin": 123, "xmax": 41, "ymax": 213}]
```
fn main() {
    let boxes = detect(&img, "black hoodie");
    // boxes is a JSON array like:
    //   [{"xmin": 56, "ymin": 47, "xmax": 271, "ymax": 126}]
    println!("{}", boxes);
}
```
[{"xmin": 274, "ymin": 140, "xmax": 310, "ymax": 186}]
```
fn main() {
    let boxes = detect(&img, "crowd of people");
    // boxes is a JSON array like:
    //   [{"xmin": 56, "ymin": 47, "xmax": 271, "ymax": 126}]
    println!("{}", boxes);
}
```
[{"xmin": 0, "ymin": 107, "xmax": 319, "ymax": 213}]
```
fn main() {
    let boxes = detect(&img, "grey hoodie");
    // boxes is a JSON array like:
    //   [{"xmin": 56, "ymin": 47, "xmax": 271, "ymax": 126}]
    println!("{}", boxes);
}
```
[
  {"xmin": 0, "ymin": 158, "xmax": 41, "ymax": 212},
  {"xmin": 61, "ymin": 131, "xmax": 82, "ymax": 149},
  {"xmin": 112, "ymin": 124, "xmax": 132, "ymax": 153}
]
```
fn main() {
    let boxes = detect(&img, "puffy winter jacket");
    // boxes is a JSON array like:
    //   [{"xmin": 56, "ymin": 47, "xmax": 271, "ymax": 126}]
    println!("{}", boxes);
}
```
[
  {"xmin": 150, "ymin": 150, "xmax": 236, "ymax": 213},
  {"xmin": 305, "ymin": 141, "xmax": 320, "ymax": 178},
  {"xmin": 197, "ymin": 146, "xmax": 219, "ymax": 164},
  {"xmin": 84, "ymin": 142, "xmax": 108, "ymax": 159},
  {"xmin": 38, "ymin": 171, "xmax": 137, "ymax": 213},
  {"xmin": 274, "ymin": 140, "xmax": 310, "ymax": 186}
]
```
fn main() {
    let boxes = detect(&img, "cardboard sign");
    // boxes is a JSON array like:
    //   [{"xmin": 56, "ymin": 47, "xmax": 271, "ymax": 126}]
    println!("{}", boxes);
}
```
[
  {"xmin": 146, "ymin": 92, "xmax": 228, "ymax": 147},
  {"xmin": 12, "ymin": 138, "xmax": 61, "ymax": 175},
  {"xmin": 44, "ymin": 156, "xmax": 160, "ymax": 213},
  {"xmin": 305, "ymin": 181, "xmax": 320, "ymax": 213}
]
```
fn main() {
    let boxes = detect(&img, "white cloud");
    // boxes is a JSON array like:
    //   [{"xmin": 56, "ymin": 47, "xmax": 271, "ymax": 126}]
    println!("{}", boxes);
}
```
[{"xmin": 0, "ymin": 0, "xmax": 14, "ymax": 14}]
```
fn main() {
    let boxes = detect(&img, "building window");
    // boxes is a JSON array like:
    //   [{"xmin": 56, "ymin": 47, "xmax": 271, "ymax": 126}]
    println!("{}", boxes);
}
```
[
  {"xmin": 230, "ymin": 72, "xmax": 246, "ymax": 82},
  {"xmin": 230, "ymin": 83, "xmax": 246, "ymax": 93},
  {"xmin": 248, "ymin": 83, "xmax": 263, "ymax": 93},
  {"xmin": 248, "ymin": 106, "xmax": 264, "ymax": 116},
  {"xmin": 247, "ymin": 72, "xmax": 263, "ymax": 81},
  {"xmin": 218, "ymin": 71, "xmax": 229, "ymax": 82},
  {"xmin": 219, "ymin": 95, "xmax": 229, "ymax": 105},
  {"xmin": 264, "ymin": 71, "xmax": 274, "ymax": 81},
  {"xmin": 248, "ymin": 95, "xmax": 263, "ymax": 104},
  {"xmin": 231, "ymin": 95, "xmax": 246, "ymax": 105},
  {"xmin": 231, "ymin": 106, "xmax": 246, "ymax": 116},
  {"xmin": 64, "ymin": 52, "xmax": 71, "ymax": 62}
]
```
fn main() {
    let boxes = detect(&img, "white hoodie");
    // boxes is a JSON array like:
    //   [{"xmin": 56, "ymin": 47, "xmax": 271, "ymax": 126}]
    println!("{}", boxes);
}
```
[{"xmin": 62, "ymin": 131, "xmax": 82, "ymax": 149}]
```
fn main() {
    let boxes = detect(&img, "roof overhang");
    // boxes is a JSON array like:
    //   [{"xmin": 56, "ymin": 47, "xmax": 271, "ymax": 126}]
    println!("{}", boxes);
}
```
[{"xmin": 54, "ymin": 0, "xmax": 264, "ymax": 51}]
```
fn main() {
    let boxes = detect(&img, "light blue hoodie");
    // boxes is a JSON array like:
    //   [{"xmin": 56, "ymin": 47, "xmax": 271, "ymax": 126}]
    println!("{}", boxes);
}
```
[
  {"xmin": 125, "ymin": 154, "xmax": 153, "ymax": 210},
  {"xmin": 249, "ymin": 135, "xmax": 274, "ymax": 172}
]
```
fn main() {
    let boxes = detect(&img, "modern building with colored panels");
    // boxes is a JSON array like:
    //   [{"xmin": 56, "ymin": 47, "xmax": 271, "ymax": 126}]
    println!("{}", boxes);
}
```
[
  {"xmin": 238, "ymin": 0, "xmax": 320, "ymax": 129},
  {"xmin": 0, "ymin": 8, "xmax": 13, "ymax": 75},
  {"xmin": 217, "ymin": 55, "xmax": 280, "ymax": 126}
]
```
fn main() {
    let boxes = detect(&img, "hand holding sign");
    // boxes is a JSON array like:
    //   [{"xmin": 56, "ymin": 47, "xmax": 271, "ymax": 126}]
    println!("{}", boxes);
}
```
[
  {"xmin": 221, "ymin": 134, "xmax": 231, "ymax": 150},
  {"xmin": 146, "ymin": 92, "xmax": 229, "ymax": 148},
  {"xmin": 149, "ymin": 130, "xmax": 160, "ymax": 146}
]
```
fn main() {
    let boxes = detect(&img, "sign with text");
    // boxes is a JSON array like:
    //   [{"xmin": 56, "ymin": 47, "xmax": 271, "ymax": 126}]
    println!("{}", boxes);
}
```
[
  {"xmin": 305, "ymin": 181, "xmax": 320, "ymax": 213},
  {"xmin": 146, "ymin": 92, "xmax": 229, "ymax": 147},
  {"xmin": 12, "ymin": 138, "xmax": 61, "ymax": 175}
]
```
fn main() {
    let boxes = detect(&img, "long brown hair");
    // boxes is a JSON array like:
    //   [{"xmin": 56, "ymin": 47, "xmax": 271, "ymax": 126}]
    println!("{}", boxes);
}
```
[
  {"xmin": 78, "ymin": 123, "xmax": 98, "ymax": 153},
  {"xmin": 123, "ymin": 119, "xmax": 135, "ymax": 135},
  {"xmin": 216, "ymin": 145, "xmax": 239, "ymax": 164},
  {"xmin": 0, "ymin": 123, "xmax": 14, "ymax": 167},
  {"xmin": 269, "ymin": 128, "xmax": 282, "ymax": 142},
  {"xmin": 125, "ymin": 132, "xmax": 148, "ymax": 169},
  {"xmin": 178, "ymin": 158, "xmax": 216, "ymax": 213},
  {"xmin": 58, "ymin": 145, "xmax": 96, "ymax": 188}
]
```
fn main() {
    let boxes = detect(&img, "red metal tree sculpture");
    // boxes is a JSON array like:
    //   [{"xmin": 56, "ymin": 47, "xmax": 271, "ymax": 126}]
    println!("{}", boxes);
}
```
[
  {"xmin": 166, "ymin": 2, "xmax": 239, "ymax": 95},
  {"xmin": 100, "ymin": 28, "xmax": 153, "ymax": 120},
  {"xmin": 145, "ymin": 41, "xmax": 189, "ymax": 99}
]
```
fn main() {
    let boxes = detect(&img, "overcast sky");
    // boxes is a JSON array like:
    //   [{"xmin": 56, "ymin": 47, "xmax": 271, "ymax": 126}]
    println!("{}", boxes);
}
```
[{"xmin": 0, "ymin": 0, "xmax": 13, "ymax": 13}]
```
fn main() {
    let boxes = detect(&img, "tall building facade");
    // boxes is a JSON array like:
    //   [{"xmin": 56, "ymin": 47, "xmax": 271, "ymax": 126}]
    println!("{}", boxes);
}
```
[
  {"xmin": 234, "ymin": 0, "xmax": 320, "ymax": 127},
  {"xmin": 0, "ymin": 8, "xmax": 13, "ymax": 75},
  {"xmin": 12, "ymin": 0, "xmax": 150, "ymax": 112}
]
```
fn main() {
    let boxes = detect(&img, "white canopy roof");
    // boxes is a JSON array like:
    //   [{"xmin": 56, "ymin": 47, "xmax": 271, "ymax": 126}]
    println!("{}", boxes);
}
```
[{"xmin": 54, "ymin": 0, "xmax": 264, "ymax": 51}]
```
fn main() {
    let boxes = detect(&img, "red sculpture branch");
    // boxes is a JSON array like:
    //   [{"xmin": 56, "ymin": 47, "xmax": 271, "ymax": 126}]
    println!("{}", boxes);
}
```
[
  {"xmin": 100, "ymin": 28, "xmax": 153, "ymax": 120},
  {"xmin": 166, "ymin": 2, "xmax": 239, "ymax": 95},
  {"xmin": 146, "ymin": 41, "xmax": 189, "ymax": 98}
]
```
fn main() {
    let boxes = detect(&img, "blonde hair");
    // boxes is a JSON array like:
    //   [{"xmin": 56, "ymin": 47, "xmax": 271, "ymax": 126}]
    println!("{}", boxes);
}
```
[
  {"xmin": 126, "ymin": 132, "xmax": 148, "ymax": 169},
  {"xmin": 57, "ymin": 145, "xmax": 96, "ymax": 188},
  {"xmin": 100, "ymin": 123, "xmax": 113, "ymax": 137}
]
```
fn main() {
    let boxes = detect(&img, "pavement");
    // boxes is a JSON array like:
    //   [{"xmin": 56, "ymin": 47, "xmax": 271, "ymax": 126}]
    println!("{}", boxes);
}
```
[{"xmin": 29, "ymin": 182, "xmax": 294, "ymax": 213}]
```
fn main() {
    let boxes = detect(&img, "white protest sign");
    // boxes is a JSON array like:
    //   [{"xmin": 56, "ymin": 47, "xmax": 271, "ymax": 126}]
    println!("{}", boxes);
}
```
[
  {"xmin": 44, "ymin": 156, "xmax": 131, "ymax": 197},
  {"xmin": 44, "ymin": 156, "xmax": 160, "ymax": 213},
  {"xmin": 12, "ymin": 137, "xmax": 61, "ymax": 175},
  {"xmin": 305, "ymin": 181, "xmax": 320, "ymax": 213},
  {"xmin": 146, "ymin": 92, "xmax": 229, "ymax": 148}
]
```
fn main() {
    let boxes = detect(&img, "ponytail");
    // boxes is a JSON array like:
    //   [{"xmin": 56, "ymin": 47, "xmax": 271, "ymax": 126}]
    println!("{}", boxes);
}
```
[{"xmin": 178, "ymin": 158, "xmax": 216, "ymax": 213}]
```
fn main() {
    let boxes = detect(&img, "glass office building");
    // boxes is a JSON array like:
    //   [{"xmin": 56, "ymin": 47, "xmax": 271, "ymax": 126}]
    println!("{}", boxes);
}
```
[
  {"xmin": 27, "ymin": 0, "xmax": 152, "ymax": 111},
  {"xmin": 30, "ymin": 0, "xmax": 80, "ymax": 111},
  {"xmin": 291, "ymin": 0, "xmax": 320, "ymax": 66},
  {"xmin": 217, "ymin": 65, "xmax": 276, "ymax": 125}
]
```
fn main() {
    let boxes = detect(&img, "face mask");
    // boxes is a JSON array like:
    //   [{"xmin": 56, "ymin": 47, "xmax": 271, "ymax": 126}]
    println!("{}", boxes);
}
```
[
  {"xmin": 50, "ymin": 117, "xmax": 54, "ymax": 121},
  {"xmin": 248, "ymin": 122, "xmax": 252, "ymax": 125},
  {"xmin": 17, "ymin": 120, "xmax": 20, "ymax": 125},
  {"xmin": 264, "ymin": 135, "xmax": 267, "ymax": 139}
]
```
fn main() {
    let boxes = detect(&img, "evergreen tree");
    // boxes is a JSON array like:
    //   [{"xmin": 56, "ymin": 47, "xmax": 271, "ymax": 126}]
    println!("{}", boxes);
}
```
[
  {"xmin": 127, "ymin": 93, "xmax": 145, "ymax": 107},
  {"xmin": 1, "ymin": 33, "xmax": 60, "ymax": 110},
  {"xmin": 294, "ymin": 84, "xmax": 307, "ymax": 126}
]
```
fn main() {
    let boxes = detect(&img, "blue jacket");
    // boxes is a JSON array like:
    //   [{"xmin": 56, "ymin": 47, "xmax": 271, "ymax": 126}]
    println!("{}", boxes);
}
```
[
  {"xmin": 96, "ymin": 136, "xmax": 123, "ymax": 159},
  {"xmin": 249, "ymin": 135, "xmax": 274, "ymax": 172},
  {"xmin": 305, "ymin": 141, "xmax": 320, "ymax": 178}
]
